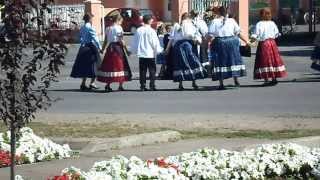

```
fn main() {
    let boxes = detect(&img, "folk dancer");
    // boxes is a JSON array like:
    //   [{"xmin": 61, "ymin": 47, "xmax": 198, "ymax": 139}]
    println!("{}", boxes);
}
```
[
  {"xmin": 251, "ymin": 8, "xmax": 287, "ymax": 86},
  {"xmin": 165, "ymin": 13, "xmax": 207, "ymax": 90},
  {"xmin": 97, "ymin": 14, "xmax": 132, "ymax": 92},
  {"xmin": 208, "ymin": 7, "xmax": 248, "ymax": 90},
  {"xmin": 70, "ymin": 13, "xmax": 102, "ymax": 91},
  {"xmin": 131, "ymin": 15, "xmax": 163, "ymax": 91}
]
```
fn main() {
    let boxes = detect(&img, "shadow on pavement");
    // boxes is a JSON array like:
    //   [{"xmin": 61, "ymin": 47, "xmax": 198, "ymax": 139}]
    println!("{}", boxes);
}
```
[
  {"xmin": 50, "ymin": 77, "xmax": 320, "ymax": 93},
  {"xmin": 280, "ymin": 49, "xmax": 313, "ymax": 57}
]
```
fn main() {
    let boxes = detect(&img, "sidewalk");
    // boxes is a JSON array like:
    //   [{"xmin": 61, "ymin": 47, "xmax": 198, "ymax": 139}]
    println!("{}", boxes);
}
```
[{"xmin": 0, "ymin": 136, "xmax": 319, "ymax": 179}]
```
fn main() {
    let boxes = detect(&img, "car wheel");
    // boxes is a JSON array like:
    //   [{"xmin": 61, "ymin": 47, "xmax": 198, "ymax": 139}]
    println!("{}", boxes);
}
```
[{"xmin": 130, "ymin": 26, "xmax": 137, "ymax": 34}]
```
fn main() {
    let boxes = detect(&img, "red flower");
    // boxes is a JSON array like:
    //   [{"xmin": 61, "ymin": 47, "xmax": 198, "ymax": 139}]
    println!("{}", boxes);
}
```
[
  {"xmin": 0, "ymin": 150, "xmax": 21, "ymax": 168},
  {"xmin": 48, "ymin": 174, "xmax": 69, "ymax": 180},
  {"xmin": 0, "ymin": 150, "xmax": 11, "ymax": 168},
  {"xmin": 147, "ymin": 158, "xmax": 180, "ymax": 174}
]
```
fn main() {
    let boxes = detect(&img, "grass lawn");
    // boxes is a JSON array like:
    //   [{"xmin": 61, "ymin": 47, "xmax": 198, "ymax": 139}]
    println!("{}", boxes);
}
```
[{"xmin": 1, "ymin": 122, "xmax": 320, "ymax": 140}]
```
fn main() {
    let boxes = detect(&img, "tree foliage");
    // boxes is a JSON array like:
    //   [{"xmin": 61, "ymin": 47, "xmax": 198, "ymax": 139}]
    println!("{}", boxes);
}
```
[
  {"xmin": 0, "ymin": 0, "xmax": 67, "ymax": 178},
  {"xmin": 0, "ymin": 0, "xmax": 67, "ymax": 131}
]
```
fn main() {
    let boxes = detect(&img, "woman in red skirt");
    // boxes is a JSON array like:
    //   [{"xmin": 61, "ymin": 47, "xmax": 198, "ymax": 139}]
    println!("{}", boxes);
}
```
[
  {"xmin": 97, "ymin": 14, "xmax": 132, "ymax": 92},
  {"xmin": 251, "ymin": 8, "xmax": 287, "ymax": 86}
]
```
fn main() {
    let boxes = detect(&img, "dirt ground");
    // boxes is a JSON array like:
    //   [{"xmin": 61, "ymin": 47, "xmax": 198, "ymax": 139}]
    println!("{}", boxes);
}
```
[{"xmin": 35, "ymin": 112, "xmax": 320, "ymax": 132}]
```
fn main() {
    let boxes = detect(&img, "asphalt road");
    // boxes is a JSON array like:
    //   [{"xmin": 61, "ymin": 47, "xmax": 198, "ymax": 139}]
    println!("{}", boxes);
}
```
[{"xmin": 46, "ymin": 38, "xmax": 320, "ymax": 116}]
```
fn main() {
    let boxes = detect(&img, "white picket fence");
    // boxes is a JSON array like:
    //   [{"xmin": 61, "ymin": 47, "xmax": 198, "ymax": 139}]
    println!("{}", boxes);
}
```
[
  {"xmin": 190, "ymin": 0, "xmax": 232, "ymax": 12},
  {"xmin": 26, "ymin": 4, "xmax": 85, "ymax": 30},
  {"xmin": 47, "ymin": 4, "xmax": 85, "ymax": 29}
]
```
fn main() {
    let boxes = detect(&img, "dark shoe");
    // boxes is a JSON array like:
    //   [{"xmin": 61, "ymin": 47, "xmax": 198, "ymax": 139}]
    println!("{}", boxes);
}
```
[
  {"xmin": 262, "ymin": 81, "xmax": 270, "ymax": 87},
  {"xmin": 234, "ymin": 81, "xmax": 240, "ymax": 87},
  {"xmin": 118, "ymin": 86, "xmax": 125, "ymax": 91},
  {"xmin": 80, "ymin": 85, "xmax": 89, "ymax": 91},
  {"xmin": 89, "ymin": 84, "xmax": 99, "ymax": 90},
  {"xmin": 178, "ymin": 84, "xmax": 184, "ymax": 91},
  {"xmin": 105, "ymin": 86, "xmax": 113, "ymax": 92},
  {"xmin": 150, "ymin": 87, "xmax": 157, "ymax": 91},
  {"xmin": 311, "ymin": 62, "xmax": 320, "ymax": 71},
  {"xmin": 218, "ymin": 85, "xmax": 226, "ymax": 90},
  {"xmin": 140, "ymin": 87, "xmax": 148, "ymax": 91},
  {"xmin": 192, "ymin": 83, "xmax": 199, "ymax": 90},
  {"xmin": 270, "ymin": 80, "xmax": 278, "ymax": 86}
]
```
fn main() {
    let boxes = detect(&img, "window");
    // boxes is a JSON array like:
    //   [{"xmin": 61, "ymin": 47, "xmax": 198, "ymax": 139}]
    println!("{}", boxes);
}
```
[{"xmin": 122, "ymin": 9, "xmax": 133, "ymax": 18}]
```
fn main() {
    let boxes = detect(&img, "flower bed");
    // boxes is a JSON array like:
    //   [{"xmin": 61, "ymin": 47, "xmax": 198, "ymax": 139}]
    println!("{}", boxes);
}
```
[
  {"xmin": 0, "ymin": 127, "xmax": 72, "ymax": 167},
  {"xmin": 53, "ymin": 143, "xmax": 320, "ymax": 180}
]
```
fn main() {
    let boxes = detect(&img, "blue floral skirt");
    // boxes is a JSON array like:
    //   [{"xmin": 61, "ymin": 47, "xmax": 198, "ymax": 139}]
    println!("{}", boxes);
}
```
[
  {"xmin": 210, "ymin": 36, "xmax": 246, "ymax": 81},
  {"xmin": 172, "ymin": 40, "xmax": 207, "ymax": 82}
]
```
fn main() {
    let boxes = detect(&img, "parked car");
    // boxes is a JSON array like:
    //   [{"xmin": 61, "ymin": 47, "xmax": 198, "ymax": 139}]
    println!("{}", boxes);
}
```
[{"xmin": 105, "ymin": 8, "xmax": 162, "ymax": 33}]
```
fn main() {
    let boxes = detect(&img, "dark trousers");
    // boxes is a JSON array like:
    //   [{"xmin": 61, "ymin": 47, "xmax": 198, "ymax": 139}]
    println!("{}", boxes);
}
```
[{"xmin": 139, "ymin": 58, "xmax": 156, "ymax": 88}]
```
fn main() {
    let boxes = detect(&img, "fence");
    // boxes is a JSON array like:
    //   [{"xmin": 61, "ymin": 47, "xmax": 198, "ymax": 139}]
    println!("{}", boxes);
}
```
[
  {"xmin": 47, "ymin": 4, "xmax": 85, "ymax": 29},
  {"xmin": 190, "ymin": 0, "xmax": 232, "ymax": 12}
]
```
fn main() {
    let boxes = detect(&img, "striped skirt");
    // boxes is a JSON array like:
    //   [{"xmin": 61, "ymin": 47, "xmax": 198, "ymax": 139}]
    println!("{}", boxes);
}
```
[
  {"xmin": 172, "ymin": 40, "xmax": 207, "ymax": 82},
  {"xmin": 97, "ymin": 42, "xmax": 132, "ymax": 83},
  {"xmin": 254, "ymin": 39, "xmax": 287, "ymax": 79},
  {"xmin": 211, "ymin": 36, "xmax": 246, "ymax": 81}
]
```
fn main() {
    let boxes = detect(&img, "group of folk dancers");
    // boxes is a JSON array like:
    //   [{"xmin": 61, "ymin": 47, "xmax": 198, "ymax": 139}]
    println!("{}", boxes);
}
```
[{"xmin": 71, "ymin": 7, "xmax": 288, "ymax": 92}]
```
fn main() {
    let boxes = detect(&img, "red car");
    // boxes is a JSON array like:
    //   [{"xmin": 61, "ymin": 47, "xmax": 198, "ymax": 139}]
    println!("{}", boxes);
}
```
[{"xmin": 105, "ymin": 8, "xmax": 161, "ymax": 33}]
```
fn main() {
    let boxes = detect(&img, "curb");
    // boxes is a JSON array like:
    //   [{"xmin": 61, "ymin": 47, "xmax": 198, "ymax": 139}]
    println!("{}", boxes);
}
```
[
  {"xmin": 244, "ymin": 136, "xmax": 320, "ymax": 150},
  {"xmin": 80, "ymin": 131, "xmax": 182, "ymax": 154}
]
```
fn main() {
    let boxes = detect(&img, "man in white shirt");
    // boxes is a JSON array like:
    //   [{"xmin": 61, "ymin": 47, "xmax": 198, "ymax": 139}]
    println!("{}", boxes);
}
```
[{"xmin": 131, "ymin": 15, "xmax": 163, "ymax": 91}]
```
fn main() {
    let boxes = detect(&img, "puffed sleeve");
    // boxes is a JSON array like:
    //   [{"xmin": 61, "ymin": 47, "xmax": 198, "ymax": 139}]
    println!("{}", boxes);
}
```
[
  {"xmin": 88, "ymin": 26, "xmax": 102, "ymax": 50},
  {"xmin": 130, "ymin": 30, "xmax": 139, "ymax": 54},
  {"xmin": 232, "ymin": 19, "xmax": 241, "ymax": 35},
  {"xmin": 251, "ymin": 21, "xmax": 261, "ymax": 40},
  {"xmin": 208, "ymin": 21, "xmax": 216, "ymax": 37},
  {"xmin": 117, "ymin": 26, "xmax": 124, "ymax": 37},
  {"xmin": 272, "ymin": 21, "xmax": 280, "ymax": 38},
  {"xmin": 199, "ymin": 20, "xmax": 208, "ymax": 36},
  {"xmin": 151, "ymin": 30, "xmax": 163, "ymax": 54},
  {"xmin": 170, "ymin": 23, "xmax": 180, "ymax": 40}
]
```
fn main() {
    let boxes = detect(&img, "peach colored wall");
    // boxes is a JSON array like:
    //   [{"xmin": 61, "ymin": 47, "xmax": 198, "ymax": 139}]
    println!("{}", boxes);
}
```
[
  {"xmin": 54, "ymin": 0, "xmax": 83, "ymax": 5},
  {"xmin": 148, "ymin": 0, "xmax": 165, "ymax": 20},
  {"xmin": 172, "ymin": 0, "xmax": 189, "ymax": 22},
  {"xmin": 239, "ymin": 0, "xmax": 249, "ymax": 41},
  {"xmin": 85, "ymin": 0, "xmax": 104, "ymax": 40},
  {"xmin": 102, "ymin": 0, "xmax": 126, "ymax": 8}
]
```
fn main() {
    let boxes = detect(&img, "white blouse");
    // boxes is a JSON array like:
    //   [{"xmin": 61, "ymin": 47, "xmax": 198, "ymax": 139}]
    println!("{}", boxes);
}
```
[
  {"xmin": 169, "ymin": 23, "xmax": 183, "ymax": 43},
  {"xmin": 193, "ymin": 18, "xmax": 208, "ymax": 37},
  {"xmin": 105, "ymin": 24, "xmax": 123, "ymax": 44},
  {"xmin": 251, "ymin": 21, "xmax": 280, "ymax": 41},
  {"xmin": 208, "ymin": 17, "xmax": 241, "ymax": 37},
  {"xmin": 169, "ymin": 21, "xmax": 202, "ymax": 44}
]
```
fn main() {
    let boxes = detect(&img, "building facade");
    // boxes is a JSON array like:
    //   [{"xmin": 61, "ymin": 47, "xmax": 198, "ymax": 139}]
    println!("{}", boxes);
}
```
[{"xmin": 45, "ymin": 0, "xmax": 315, "ymax": 41}]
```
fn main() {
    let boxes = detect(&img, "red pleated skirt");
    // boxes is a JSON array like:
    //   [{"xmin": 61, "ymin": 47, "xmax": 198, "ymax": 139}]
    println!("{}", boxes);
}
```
[
  {"xmin": 97, "ymin": 42, "xmax": 132, "ymax": 83},
  {"xmin": 254, "ymin": 39, "xmax": 287, "ymax": 80}
]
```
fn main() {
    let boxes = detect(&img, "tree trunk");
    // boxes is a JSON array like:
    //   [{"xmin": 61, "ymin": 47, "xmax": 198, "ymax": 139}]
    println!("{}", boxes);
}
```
[
  {"xmin": 10, "ymin": 125, "xmax": 16, "ymax": 180},
  {"xmin": 10, "ymin": 72, "xmax": 16, "ymax": 180}
]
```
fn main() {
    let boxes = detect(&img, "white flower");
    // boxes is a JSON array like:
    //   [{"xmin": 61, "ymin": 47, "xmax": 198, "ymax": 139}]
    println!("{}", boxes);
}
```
[
  {"xmin": 0, "ymin": 127, "xmax": 72, "ymax": 164},
  {"xmin": 15, "ymin": 175, "xmax": 24, "ymax": 180}
]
